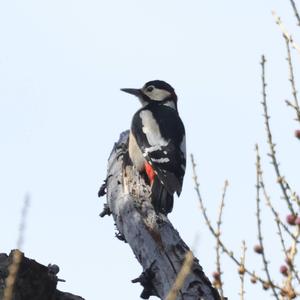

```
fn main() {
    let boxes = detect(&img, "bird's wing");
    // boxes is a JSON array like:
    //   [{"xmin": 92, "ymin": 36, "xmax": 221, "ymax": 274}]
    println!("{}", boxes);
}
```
[{"xmin": 131, "ymin": 105, "xmax": 186, "ymax": 195}]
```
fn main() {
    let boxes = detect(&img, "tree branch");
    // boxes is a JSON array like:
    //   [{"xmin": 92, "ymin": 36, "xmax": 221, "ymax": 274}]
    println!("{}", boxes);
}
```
[
  {"xmin": 103, "ymin": 131, "xmax": 220, "ymax": 300},
  {"xmin": 255, "ymin": 145, "xmax": 279, "ymax": 300},
  {"xmin": 260, "ymin": 55, "xmax": 295, "ymax": 215},
  {"xmin": 288, "ymin": 0, "xmax": 300, "ymax": 27}
]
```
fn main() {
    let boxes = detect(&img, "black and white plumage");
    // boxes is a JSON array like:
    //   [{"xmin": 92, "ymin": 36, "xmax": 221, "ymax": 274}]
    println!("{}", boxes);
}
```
[{"xmin": 121, "ymin": 80, "xmax": 186, "ymax": 215}]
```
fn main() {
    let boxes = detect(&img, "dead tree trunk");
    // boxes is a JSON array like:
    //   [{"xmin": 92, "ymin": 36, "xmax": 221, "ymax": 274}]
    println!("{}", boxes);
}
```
[
  {"xmin": 99, "ymin": 131, "xmax": 220, "ymax": 300},
  {"xmin": 0, "ymin": 251, "xmax": 84, "ymax": 300}
]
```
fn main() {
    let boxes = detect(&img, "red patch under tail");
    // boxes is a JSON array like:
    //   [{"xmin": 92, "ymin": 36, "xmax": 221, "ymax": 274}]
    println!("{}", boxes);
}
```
[{"xmin": 145, "ymin": 162, "xmax": 156, "ymax": 185}]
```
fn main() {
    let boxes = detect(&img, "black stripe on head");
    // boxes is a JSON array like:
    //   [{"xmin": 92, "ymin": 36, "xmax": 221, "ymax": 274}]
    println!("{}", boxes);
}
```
[
  {"xmin": 144, "ymin": 80, "xmax": 175, "ymax": 94},
  {"xmin": 142, "ymin": 80, "xmax": 178, "ymax": 105}
]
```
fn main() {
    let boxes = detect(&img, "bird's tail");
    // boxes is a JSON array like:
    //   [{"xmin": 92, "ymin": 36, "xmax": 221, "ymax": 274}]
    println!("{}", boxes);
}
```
[{"xmin": 151, "ymin": 176, "xmax": 173, "ymax": 215}]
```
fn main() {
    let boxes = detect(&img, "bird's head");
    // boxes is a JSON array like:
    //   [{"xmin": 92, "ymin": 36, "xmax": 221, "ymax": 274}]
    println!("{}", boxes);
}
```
[{"xmin": 121, "ymin": 80, "xmax": 178, "ymax": 110}]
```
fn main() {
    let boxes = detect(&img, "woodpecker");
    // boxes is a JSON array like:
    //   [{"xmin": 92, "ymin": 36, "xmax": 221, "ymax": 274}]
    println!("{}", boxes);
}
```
[{"xmin": 121, "ymin": 80, "xmax": 186, "ymax": 215}]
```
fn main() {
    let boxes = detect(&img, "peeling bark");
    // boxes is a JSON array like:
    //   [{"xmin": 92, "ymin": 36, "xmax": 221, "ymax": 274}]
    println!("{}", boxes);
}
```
[{"xmin": 101, "ymin": 131, "xmax": 220, "ymax": 300}]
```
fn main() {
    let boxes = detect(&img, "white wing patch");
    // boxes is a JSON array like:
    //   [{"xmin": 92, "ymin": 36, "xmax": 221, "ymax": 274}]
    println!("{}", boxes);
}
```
[
  {"xmin": 140, "ymin": 110, "xmax": 169, "ymax": 147},
  {"xmin": 143, "ymin": 145, "xmax": 164, "ymax": 155},
  {"xmin": 151, "ymin": 157, "xmax": 170, "ymax": 163}
]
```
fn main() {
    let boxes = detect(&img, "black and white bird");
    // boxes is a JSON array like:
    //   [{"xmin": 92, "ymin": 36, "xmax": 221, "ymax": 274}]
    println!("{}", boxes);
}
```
[{"xmin": 121, "ymin": 80, "xmax": 186, "ymax": 215}]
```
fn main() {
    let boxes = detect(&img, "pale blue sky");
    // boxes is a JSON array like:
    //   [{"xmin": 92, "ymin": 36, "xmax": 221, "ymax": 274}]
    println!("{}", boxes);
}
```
[{"xmin": 0, "ymin": 1, "xmax": 299, "ymax": 299}]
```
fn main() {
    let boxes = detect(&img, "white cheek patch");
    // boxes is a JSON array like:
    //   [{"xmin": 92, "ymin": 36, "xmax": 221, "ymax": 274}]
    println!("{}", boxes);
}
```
[
  {"xmin": 140, "ymin": 110, "xmax": 169, "ymax": 147},
  {"xmin": 145, "ymin": 88, "xmax": 171, "ymax": 101}
]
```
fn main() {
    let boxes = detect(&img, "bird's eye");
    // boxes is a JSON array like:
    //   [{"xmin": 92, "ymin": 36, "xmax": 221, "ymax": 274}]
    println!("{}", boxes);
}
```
[{"xmin": 146, "ymin": 86, "xmax": 154, "ymax": 92}]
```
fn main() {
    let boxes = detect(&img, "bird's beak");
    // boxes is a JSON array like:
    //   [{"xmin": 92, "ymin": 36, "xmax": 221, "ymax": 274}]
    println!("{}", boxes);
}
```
[{"xmin": 120, "ymin": 88, "xmax": 142, "ymax": 97}]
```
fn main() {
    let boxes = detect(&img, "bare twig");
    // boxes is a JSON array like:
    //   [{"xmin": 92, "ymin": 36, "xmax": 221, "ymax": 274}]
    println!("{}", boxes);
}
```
[
  {"xmin": 215, "ymin": 180, "xmax": 228, "ymax": 299},
  {"xmin": 190, "ymin": 154, "xmax": 281, "ymax": 292},
  {"xmin": 265, "ymin": 192, "xmax": 297, "ymax": 241},
  {"xmin": 165, "ymin": 251, "xmax": 194, "ymax": 300},
  {"xmin": 238, "ymin": 241, "xmax": 246, "ymax": 300},
  {"xmin": 255, "ymin": 144, "xmax": 279, "ymax": 300},
  {"xmin": 3, "ymin": 195, "xmax": 30, "ymax": 300},
  {"xmin": 257, "ymin": 147, "xmax": 297, "ymax": 242},
  {"xmin": 272, "ymin": 11, "xmax": 300, "ymax": 54},
  {"xmin": 288, "ymin": 0, "xmax": 300, "ymax": 26},
  {"xmin": 263, "ymin": 184, "xmax": 296, "ymax": 242},
  {"xmin": 283, "ymin": 226, "xmax": 300, "ymax": 294},
  {"xmin": 191, "ymin": 154, "xmax": 239, "ymax": 266},
  {"xmin": 260, "ymin": 55, "xmax": 295, "ymax": 215},
  {"xmin": 284, "ymin": 35, "xmax": 300, "ymax": 122},
  {"xmin": 281, "ymin": 177, "xmax": 300, "ymax": 209},
  {"xmin": 276, "ymin": 221, "xmax": 290, "ymax": 265},
  {"xmin": 257, "ymin": 147, "xmax": 300, "ymax": 285},
  {"xmin": 16, "ymin": 194, "xmax": 30, "ymax": 249}
]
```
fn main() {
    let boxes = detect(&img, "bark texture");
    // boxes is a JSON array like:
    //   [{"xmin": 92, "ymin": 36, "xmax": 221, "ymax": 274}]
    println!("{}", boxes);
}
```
[
  {"xmin": 0, "ymin": 251, "xmax": 84, "ymax": 300},
  {"xmin": 101, "ymin": 131, "xmax": 220, "ymax": 300}
]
